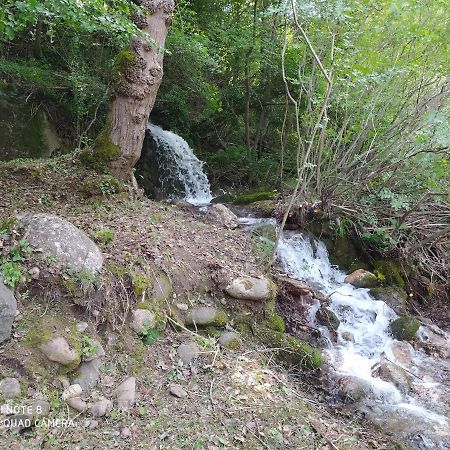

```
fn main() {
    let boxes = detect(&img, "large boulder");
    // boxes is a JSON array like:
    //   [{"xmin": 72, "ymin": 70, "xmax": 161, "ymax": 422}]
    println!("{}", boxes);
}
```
[
  {"xmin": 208, "ymin": 204, "xmax": 238, "ymax": 229},
  {"xmin": 225, "ymin": 276, "xmax": 274, "ymax": 301},
  {"xmin": 19, "ymin": 214, "xmax": 103, "ymax": 273},
  {"xmin": 344, "ymin": 269, "xmax": 378, "ymax": 288},
  {"xmin": 390, "ymin": 316, "xmax": 420, "ymax": 341},
  {"xmin": 0, "ymin": 277, "xmax": 17, "ymax": 343},
  {"xmin": 373, "ymin": 361, "xmax": 412, "ymax": 395},
  {"xmin": 39, "ymin": 336, "xmax": 81, "ymax": 369}
]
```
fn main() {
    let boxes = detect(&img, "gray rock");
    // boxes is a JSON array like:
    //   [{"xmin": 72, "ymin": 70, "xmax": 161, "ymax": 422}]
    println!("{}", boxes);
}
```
[
  {"xmin": 153, "ymin": 275, "xmax": 173, "ymax": 302},
  {"xmin": 83, "ymin": 339, "xmax": 105, "ymax": 362},
  {"xmin": 390, "ymin": 341, "xmax": 414, "ymax": 365},
  {"xmin": 316, "ymin": 307, "xmax": 340, "ymax": 331},
  {"xmin": 225, "ymin": 276, "xmax": 274, "ymax": 301},
  {"xmin": 0, "ymin": 377, "xmax": 20, "ymax": 398},
  {"xmin": 169, "ymin": 384, "xmax": 187, "ymax": 398},
  {"xmin": 177, "ymin": 342, "xmax": 200, "ymax": 365},
  {"xmin": 218, "ymin": 332, "xmax": 241, "ymax": 349},
  {"xmin": 73, "ymin": 359, "xmax": 101, "ymax": 391},
  {"xmin": 337, "ymin": 375, "xmax": 374, "ymax": 402},
  {"xmin": 185, "ymin": 307, "xmax": 227, "ymax": 328},
  {"xmin": 130, "ymin": 309, "xmax": 155, "ymax": 334},
  {"xmin": 210, "ymin": 204, "xmax": 238, "ymax": 229},
  {"xmin": 19, "ymin": 214, "xmax": 103, "ymax": 273},
  {"xmin": 67, "ymin": 397, "xmax": 88, "ymax": 412},
  {"xmin": 369, "ymin": 286, "xmax": 407, "ymax": 315},
  {"xmin": 116, "ymin": 377, "xmax": 136, "ymax": 410},
  {"xmin": 39, "ymin": 336, "xmax": 80, "ymax": 368},
  {"xmin": 344, "ymin": 269, "xmax": 378, "ymax": 288},
  {"xmin": 90, "ymin": 397, "xmax": 113, "ymax": 417},
  {"xmin": 30, "ymin": 399, "xmax": 50, "ymax": 419},
  {"xmin": 0, "ymin": 277, "xmax": 17, "ymax": 343}
]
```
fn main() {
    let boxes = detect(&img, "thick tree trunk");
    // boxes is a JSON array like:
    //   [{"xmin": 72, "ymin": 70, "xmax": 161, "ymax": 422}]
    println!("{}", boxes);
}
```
[{"xmin": 107, "ymin": 1, "xmax": 175, "ymax": 181}]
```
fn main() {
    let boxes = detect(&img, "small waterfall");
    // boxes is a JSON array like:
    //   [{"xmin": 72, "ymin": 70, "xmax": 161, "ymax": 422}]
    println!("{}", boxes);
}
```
[
  {"xmin": 146, "ymin": 123, "xmax": 212, "ymax": 205},
  {"xmin": 276, "ymin": 232, "xmax": 450, "ymax": 448}
]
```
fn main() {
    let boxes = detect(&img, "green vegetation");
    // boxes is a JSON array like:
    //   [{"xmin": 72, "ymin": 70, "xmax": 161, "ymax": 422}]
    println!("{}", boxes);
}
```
[{"xmin": 390, "ymin": 316, "xmax": 421, "ymax": 341}]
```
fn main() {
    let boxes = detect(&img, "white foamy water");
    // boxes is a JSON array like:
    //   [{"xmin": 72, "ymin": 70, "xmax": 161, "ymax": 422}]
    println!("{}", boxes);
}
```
[
  {"xmin": 147, "ymin": 123, "xmax": 212, "ymax": 205},
  {"xmin": 275, "ymin": 231, "xmax": 450, "ymax": 446}
]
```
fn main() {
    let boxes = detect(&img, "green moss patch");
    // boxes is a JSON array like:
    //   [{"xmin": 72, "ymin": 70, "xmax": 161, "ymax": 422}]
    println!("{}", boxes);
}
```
[
  {"xmin": 390, "ymin": 316, "xmax": 420, "ymax": 341},
  {"xmin": 233, "ymin": 190, "xmax": 277, "ymax": 205}
]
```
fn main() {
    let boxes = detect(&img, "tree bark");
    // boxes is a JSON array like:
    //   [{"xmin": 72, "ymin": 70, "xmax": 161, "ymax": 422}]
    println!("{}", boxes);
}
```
[{"xmin": 107, "ymin": 0, "xmax": 175, "ymax": 181}]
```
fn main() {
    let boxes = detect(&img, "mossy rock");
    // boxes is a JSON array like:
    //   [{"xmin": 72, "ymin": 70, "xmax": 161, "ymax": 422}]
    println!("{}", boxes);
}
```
[
  {"xmin": 369, "ymin": 286, "xmax": 407, "ymax": 315},
  {"xmin": 233, "ymin": 190, "xmax": 277, "ymax": 205},
  {"xmin": 185, "ymin": 307, "xmax": 228, "ymax": 329},
  {"xmin": 373, "ymin": 260, "xmax": 405, "ymax": 288},
  {"xmin": 390, "ymin": 316, "xmax": 420, "ymax": 341},
  {"xmin": 131, "ymin": 272, "xmax": 150, "ymax": 298},
  {"xmin": 254, "ymin": 326, "xmax": 323, "ymax": 370}
]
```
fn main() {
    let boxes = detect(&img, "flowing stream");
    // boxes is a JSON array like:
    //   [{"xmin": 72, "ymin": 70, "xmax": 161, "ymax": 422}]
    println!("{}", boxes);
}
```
[
  {"xmin": 147, "ymin": 123, "xmax": 212, "ymax": 205},
  {"xmin": 156, "ymin": 127, "xmax": 449, "ymax": 448}
]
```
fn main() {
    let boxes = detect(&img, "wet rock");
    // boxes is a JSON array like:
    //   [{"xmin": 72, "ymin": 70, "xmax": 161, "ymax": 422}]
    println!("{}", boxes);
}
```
[
  {"xmin": 90, "ymin": 397, "xmax": 113, "ymax": 417},
  {"xmin": 73, "ymin": 359, "xmax": 101, "ymax": 391},
  {"xmin": 276, "ymin": 276, "xmax": 311, "ymax": 296},
  {"xmin": 130, "ymin": 309, "xmax": 155, "ymax": 334},
  {"xmin": 341, "ymin": 331, "xmax": 354, "ymax": 343},
  {"xmin": 373, "ymin": 361, "xmax": 412, "ymax": 395},
  {"xmin": 121, "ymin": 426, "xmax": 132, "ymax": 438},
  {"xmin": 67, "ymin": 397, "xmax": 88, "ymax": 412},
  {"xmin": 369, "ymin": 286, "xmax": 407, "ymax": 315},
  {"xmin": 62, "ymin": 384, "xmax": 82, "ymax": 400},
  {"xmin": 177, "ymin": 341, "xmax": 200, "ymax": 365},
  {"xmin": 336, "ymin": 375, "xmax": 374, "ymax": 402},
  {"xmin": 116, "ymin": 377, "xmax": 136, "ymax": 410},
  {"xmin": 169, "ymin": 384, "xmax": 188, "ymax": 398},
  {"xmin": 0, "ymin": 377, "xmax": 20, "ymax": 398},
  {"xmin": 83, "ymin": 338, "xmax": 105, "ymax": 362},
  {"xmin": 390, "ymin": 316, "xmax": 420, "ymax": 341},
  {"xmin": 416, "ymin": 325, "xmax": 450, "ymax": 359},
  {"xmin": 0, "ymin": 276, "xmax": 17, "ymax": 343},
  {"xmin": 315, "ymin": 307, "xmax": 340, "ymax": 331},
  {"xmin": 39, "ymin": 336, "xmax": 81, "ymax": 368},
  {"xmin": 344, "ymin": 269, "xmax": 378, "ymax": 288},
  {"xmin": 225, "ymin": 276, "xmax": 274, "ymax": 301},
  {"xmin": 76, "ymin": 321, "xmax": 89, "ymax": 333},
  {"xmin": 185, "ymin": 307, "xmax": 227, "ymax": 328},
  {"xmin": 390, "ymin": 341, "xmax": 414, "ymax": 365},
  {"xmin": 218, "ymin": 331, "xmax": 241, "ymax": 349},
  {"xmin": 19, "ymin": 213, "xmax": 103, "ymax": 273}
]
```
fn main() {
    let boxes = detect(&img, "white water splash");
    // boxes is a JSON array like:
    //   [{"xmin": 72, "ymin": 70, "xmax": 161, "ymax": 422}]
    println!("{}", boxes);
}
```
[
  {"xmin": 276, "ymin": 231, "xmax": 450, "ymax": 443},
  {"xmin": 147, "ymin": 123, "xmax": 212, "ymax": 205}
]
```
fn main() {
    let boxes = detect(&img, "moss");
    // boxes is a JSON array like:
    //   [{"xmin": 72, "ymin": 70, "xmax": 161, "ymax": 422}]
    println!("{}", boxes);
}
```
[
  {"xmin": 373, "ymin": 260, "xmax": 405, "ymax": 288},
  {"xmin": 131, "ymin": 272, "xmax": 150, "ymax": 297},
  {"xmin": 113, "ymin": 49, "xmax": 136, "ymax": 78},
  {"xmin": 79, "ymin": 125, "xmax": 120, "ymax": 172},
  {"xmin": 136, "ymin": 302, "xmax": 150, "ymax": 310},
  {"xmin": 0, "ymin": 217, "xmax": 16, "ymax": 234},
  {"xmin": 266, "ymin": 314, "xmax": 286, "ymax": 333},
  {"xmin": 212, "ymin": 311, "xmax": 228, "ymax": 328},
  {"xmin": 93, "ymin": 227, "xmax": 114, "ymax": 245},
  {"xmin": 129, "ymin": 339, "xmax": 147, "ymax": 376},
  {"xmin": 254, "ymin": 326, "xmax": 323, "ymax": 370},
  {"xmin": 390, "ymin": 316, "xmax": 420, "ymax": 341},
  {"xmin": 233, "ymin": 190, "xmax": 277, "ymax": 205},
  {"xmin": 106, "ymin": 262, "xmax": 128, "ymax": 278}
]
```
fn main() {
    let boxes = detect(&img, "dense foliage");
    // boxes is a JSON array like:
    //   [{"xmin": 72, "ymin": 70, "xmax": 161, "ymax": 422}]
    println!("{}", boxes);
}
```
[{"xmin": 0, "ymin": 0, "xmax": 448, "ymax": 305}]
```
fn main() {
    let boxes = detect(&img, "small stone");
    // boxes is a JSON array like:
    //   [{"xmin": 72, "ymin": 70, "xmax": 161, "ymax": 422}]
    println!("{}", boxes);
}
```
[
  {"xmin": 218, "ymin": 332, "xmax": 241, "ymax": 349},
  {"xmin": 169, "ymin": 384, "xmax": 188, "ymax": 399},
  {"xmin": 116, "ymin": 377, "xmax": 136, "ymax": 410},
  {"xmin": 177, "ymin": 342, "xmax": 200, "ymax": 365},
  {"xmin": 176, "ymin": 303, "xmax": 189, "ymax": 311},
  {"xmin": 0, "ymin": 377, "xmax": 21, "ymax": 398},
  {"xmin": 73, "ymin": 359, "xmax": 101, "ymax": 392},
  {"xmin": 62, "ymin": 384, "xmax": 83, "ymax": 400},
  {"xmin": 101, "ymin": 375, "xmax": 115, "ymax": 388},
  {"xmin": 76, "ymin": 322, "xmax": 89, "ymax": 333},
  {"xmin": 29, "ymin": 266, "xmax": 40, "ymax": 279},
  {"xmin": 90, "ymin": 398, "xmax": 113, "ymax": 417},
  {"xmin": 39, "ymin": 336, "xmax": 80, "ymax": 368},
  {"xmin": 30, "ymin": 399, "xmax": 50, "ymax": 418},
  {"xmin": 341, "ymin": 331, "xmax": 355, "ymax": 343},
  {"xmin": 0, "ymin": 276, "xmax": 17, "ymax": 344},
  {"xmin": 89, "ymin": 419, "xmax": 99, "ymax": 429},
  {"xmin": 185, "ymin": 307, "xmax": 227, "ymax": 328},
  {"xmin": 68, "ymin": 397, "xmax": 88, "ymax": 412},
  {"xmin": 121, "ymin": 426, "xmax": 132, "ymax": 438},
  {"xmin": 130, "ymin": 309, "xmax": 155, "ymax": 334},
  {"xmin": 390, "ymin": 341, "xmax": 414, "ymax": 365}
]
